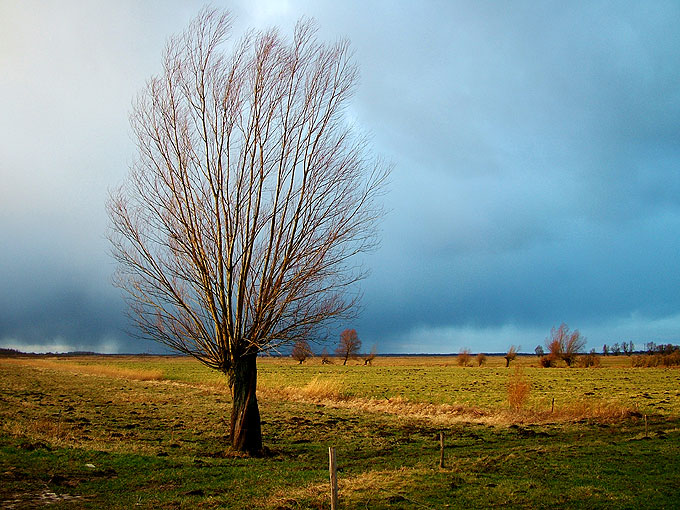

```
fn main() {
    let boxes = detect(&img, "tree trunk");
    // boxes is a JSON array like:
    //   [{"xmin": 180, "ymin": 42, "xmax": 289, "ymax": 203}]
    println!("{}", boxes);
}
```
[{"xmin": 229, "ymin": 353, "xmax": 262, "ymax": 455}]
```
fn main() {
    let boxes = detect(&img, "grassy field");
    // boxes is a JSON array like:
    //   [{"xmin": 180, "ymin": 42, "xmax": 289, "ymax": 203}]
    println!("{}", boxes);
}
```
[{"xmin": 1, "ymin": 354, "xmax": 679, "ymax": 508}]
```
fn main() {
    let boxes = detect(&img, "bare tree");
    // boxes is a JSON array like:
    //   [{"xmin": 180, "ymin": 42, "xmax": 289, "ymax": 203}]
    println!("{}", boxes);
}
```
[
  {"xmin": 108, "ymin": 9, "xmax": 388, "ymax": 455},
  {"xmin": 291, "ymin": 340, "xmax": 313, "ymax": 364},
  {"xmin": 562, "ymin": 329, "xmax": 586, "ymax": 366},
  {"xmin": 362, "ymin": 344, "xmax": 377, "ymax": 365},
  {"xmin": 336, "ymin": 328, "xmax": 361, "ymax": 365},
  {"xmin": 504, "ymin": 345, "xmax": 518, "ymax": 368}
]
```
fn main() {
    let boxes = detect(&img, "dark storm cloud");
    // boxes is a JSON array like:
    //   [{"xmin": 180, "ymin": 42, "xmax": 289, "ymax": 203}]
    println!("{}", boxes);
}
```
[
  {"xmin": 345, "ymin": 1, "xmax": 680, "ymax": 351},
  {"xmin": 2, "ymin": 1, "xmax": 680, "ymax": 353}
]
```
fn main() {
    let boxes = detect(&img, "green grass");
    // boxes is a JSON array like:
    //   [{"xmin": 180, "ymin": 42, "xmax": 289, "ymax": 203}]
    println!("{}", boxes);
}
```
[{"xmin": 1, "ymin": 355, "xmax": 679, "ymax": 508}]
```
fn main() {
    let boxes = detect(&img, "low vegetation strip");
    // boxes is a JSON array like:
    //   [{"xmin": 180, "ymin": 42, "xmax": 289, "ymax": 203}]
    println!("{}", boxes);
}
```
[
  {"xmin": 260, "ymin": 376, "xmax": 637, "ymax": 427},
  {"xmin": 1, "ymin": 357, "xmax": 649, "ymax": 427},
  {"xmin": 0, "ymin": 358, "xmax": 164, "ymax": 381}
]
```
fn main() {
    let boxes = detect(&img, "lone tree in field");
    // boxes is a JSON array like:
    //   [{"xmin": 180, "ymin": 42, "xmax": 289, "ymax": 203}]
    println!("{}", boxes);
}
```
[
  {"xmin": 336, "ymin": 328, "xmax": 361, "ymax": 365},
  {"xmin": 291, "ymin": 340, "xmax": 313, "ymax": 364},
  {"xmin": 108, "ymin": 9, "xmax": 387, "ymax": 455},
  {"xmin": 545, "ymin": 323, "xmax": 586, "ymax": 367}
]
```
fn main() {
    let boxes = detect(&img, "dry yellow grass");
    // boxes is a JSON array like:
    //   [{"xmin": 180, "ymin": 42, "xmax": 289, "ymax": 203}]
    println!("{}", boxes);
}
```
[
  {"xmin": 489, "ymin": 398, "xmax": 637, "ymax": 426},
  {"xmin": 261, "ymin": 380, "xmax": 635, "ymax": 428},
  {"xmin": 280, "ymin": 376, "xmax": 347, "ymax": 400},
  {"xmin": 0, "ymin": 358, "xmax": 164, "ymax": 381}
]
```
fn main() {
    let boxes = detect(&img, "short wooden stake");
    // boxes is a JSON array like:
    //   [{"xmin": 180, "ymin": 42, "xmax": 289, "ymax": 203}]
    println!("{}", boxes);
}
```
[
  {"xmin": 329, "ymin": 447, "xmax": 338, "ymax": 510},
  {"xmin": 439, "ymin": 431, "xmax": 445, "ymax": 469},
  {"xmin": 644, "ymin": 414, "xmax": 648, "ymax": 437},
  {"xmin": 551, "ymin": 397, "xmax": 555, "ymax": 413}
]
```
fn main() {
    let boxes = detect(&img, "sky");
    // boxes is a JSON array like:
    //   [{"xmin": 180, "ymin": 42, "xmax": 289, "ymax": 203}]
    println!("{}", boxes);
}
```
[{"xmin": 2, "ymin": 0, "xmax": 680, "ymax": 354}]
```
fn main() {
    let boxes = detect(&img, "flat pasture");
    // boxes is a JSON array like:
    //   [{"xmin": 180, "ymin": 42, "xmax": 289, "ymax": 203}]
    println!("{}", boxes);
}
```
[{"xmin": 1, "ymin": 355, "xmax": 678, "ymax": 508}]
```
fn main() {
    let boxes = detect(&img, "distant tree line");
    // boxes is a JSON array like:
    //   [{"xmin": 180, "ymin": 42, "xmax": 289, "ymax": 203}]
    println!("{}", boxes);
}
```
[{"xmin": 290, "ymin": 329, "xmax": 377, "ymax": 366}]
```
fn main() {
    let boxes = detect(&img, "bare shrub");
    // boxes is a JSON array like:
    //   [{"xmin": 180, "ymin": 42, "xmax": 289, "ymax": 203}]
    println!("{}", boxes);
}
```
[
  {"xmin": 476, "ymin": 353, "xmax": 487, "ymax": 366},
  {"xmin": 539, "ymin": 355, "xmax": 556, "ymax": 368},
  {"xmin": 457, "ymin": 349, "xmax": 472, "ymax": 367},
  {"xmin": 631, "ymin": 350, "xmax": 680, "ymax": 368},
  {"xmin": 545, "ymin": 323, "xmax": 586, "ymax": 367},
  {"xmin": 648, "ymin": 354, "xmax": 663, "ymax": 367},
  {"xmin": 664, "ymin": 350, "xmax": 680, "ymax": 366},
  {"xmin": 507, "ymin": 367, "xmax": 530, "ymax": 410},
  {"xmin": 578, "ymin": 349, "xmax": 601, "ymax": 368}
]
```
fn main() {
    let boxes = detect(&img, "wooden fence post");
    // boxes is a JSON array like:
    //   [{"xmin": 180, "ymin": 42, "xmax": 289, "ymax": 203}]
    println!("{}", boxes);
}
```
[
  {"xmin": 329, "ymin": 446, "xmax": 338, "ymax": 510},
  {"xmin": 439, "ymin": 431, "xmax": 445, "ymax": 469},
  {"xmin": 551, "ymin": 397, "xmax": 555, "ymax": 413}
]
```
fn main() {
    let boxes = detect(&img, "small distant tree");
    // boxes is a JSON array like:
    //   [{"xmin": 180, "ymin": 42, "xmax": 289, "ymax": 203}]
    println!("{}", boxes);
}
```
[
  {"xmin": 603, "ymin": 344, "xmax": 609, "ymax": 356},
  {"xmin": 291, "ymin": 340, "xmax": 313, "ymax": 364},
  {"xmin": 622, "ymin": 342, "xmax": 630, "ymax": 356},
  {"xmin": 336, "ymin": 329, "xmax": 361, "ymax": 365},
  {"xmin": 535, "ymin": 345, "xmax": 545, "ymax": 358},
  {"xmin": 362, "ymin": 344, "xmax": 377, "ymax": 365},
  {"xmin": 505, "ymin": 345, "xmax": 518, "ymax": 368},
  {"xmin": 320, "ymin": 347, "xmax": 333, "ymax": 365},
  {"xmin": 457, "ymin": 348, "xmax": 472, "ymax": 367},
  {"xmin": 612, "ymin": 343, "xmax": 621, "ymax": 356},
  {"xmin": 476, "ymin": 352, "xmax": 487, "ymax": 366},
  {"xmin": 628, "ymin": 341, "xmax": 635, "ymax": 355}
]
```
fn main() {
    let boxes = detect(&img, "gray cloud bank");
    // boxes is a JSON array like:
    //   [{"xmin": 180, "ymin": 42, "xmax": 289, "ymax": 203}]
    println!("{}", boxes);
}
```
[{"xmin": 1, "ymin": 1, "xmax": 679, "ymax": 353}]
